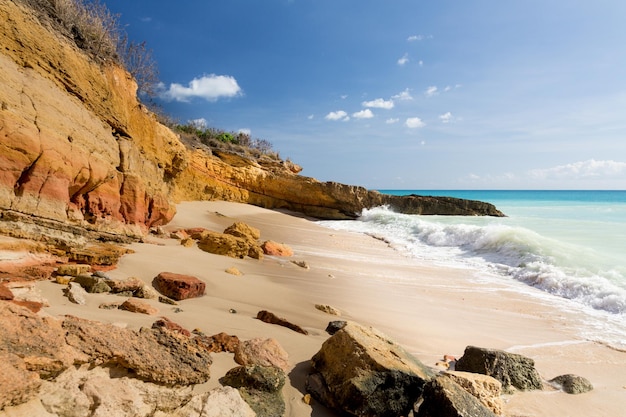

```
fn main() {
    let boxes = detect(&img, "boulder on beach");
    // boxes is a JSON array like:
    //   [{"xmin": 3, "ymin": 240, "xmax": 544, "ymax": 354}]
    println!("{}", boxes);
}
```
[
  {"xmin": 455, "ymin": 345, "xmax": 543, "ymax": 392},
  {"xmin": 234, "ymin": 337, "xmax": 290, "ymax": 372},
  {"xmin": 224, "ymin": 222, "xmax": 261, "ymax": 241},
  {"xmin": 55, "ymin": 264, "xmax": 91, "ymax": 277},
  {"xmin": 261, "ymin": 240, "xmax": 294, "ymax": 257},
  {"xmin": 220, "ymin": 364, "xmax": 286, "ymax": 417},
  {"xmin": 152, "ymin": 272, "xmax": 206, "ymax": 301},
  {"xmin": 197, "ymin": 231, "xmax": 262, "ymax": 259},
  {"xmin": 441, "ymin": 371, "xmax": 503, "ymax": 415},
  {"xmin": 72, "ymin": 274, "xmax": 111, "ymax": 294},
  {"xmin": 416, "ymin": 374, "xmax": 499, "ymax": 417},
  {"xmin": 307, "ymin": 321, "xmax": 434, "ymax": 417},
  {"xmin": 549, "ymin": 374, "xmax": 593, "ymax": 394}
]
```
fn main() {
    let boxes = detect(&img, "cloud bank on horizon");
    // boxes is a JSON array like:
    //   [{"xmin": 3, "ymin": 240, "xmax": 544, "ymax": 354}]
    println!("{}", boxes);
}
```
[{"xmin": 105, "ymin": 0, "xmax": 626, "ymax": 190}]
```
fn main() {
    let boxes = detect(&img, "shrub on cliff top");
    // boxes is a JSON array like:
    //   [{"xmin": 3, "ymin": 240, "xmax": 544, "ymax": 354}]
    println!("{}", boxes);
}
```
[{"xmin": 174, "ymin": 122, "xmax": 280, "ymax": 161}]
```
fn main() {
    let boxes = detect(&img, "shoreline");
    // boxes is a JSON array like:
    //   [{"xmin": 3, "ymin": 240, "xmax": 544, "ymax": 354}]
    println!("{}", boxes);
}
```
[{"xmin": 33, "ymin": 201, "xmax": 626, "ymax": 416}]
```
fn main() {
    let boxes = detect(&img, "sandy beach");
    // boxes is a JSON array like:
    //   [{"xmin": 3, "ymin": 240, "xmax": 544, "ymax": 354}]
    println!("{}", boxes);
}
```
[{"xmin": 36, "ymin": 201, "xmax": 626, "ymax": 416}]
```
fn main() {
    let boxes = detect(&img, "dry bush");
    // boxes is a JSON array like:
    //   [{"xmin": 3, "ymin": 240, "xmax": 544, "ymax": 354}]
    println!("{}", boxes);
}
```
[{"xmin": 18, "ymin": 0, "xmax": 158, "ymax": 95}]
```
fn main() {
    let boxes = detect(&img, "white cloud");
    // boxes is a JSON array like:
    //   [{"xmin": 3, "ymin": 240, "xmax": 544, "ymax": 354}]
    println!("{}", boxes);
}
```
[
  {"xmin": 529, "ymin": 159, "xmax": 626, "ymax": 180},
  {"xmin": 439, "ymin": 112, "xmax": 452, "ymax": 123},
  {"xmin": 325, "ymin": 110, "xmax": 349, "ymax": 121},
  {"xmin": 362, "ymin": 98, "xmax": 394, "ymax": 109},
  {"xmin": 353, "ymin": 109, "xmax": 374, "ymax": 119},
  {"xmin": 386, "ymin": 118, "xmax": 399, "ymax": 124},
  {"xmin": 418, "ymin": 60, "xmax": 424, "ymax": 67},
  {"xmin": 392, "ymin": 88, "xmax": 413, "ymax": 101},
  {"xmin": 238, "ymin": 128, "xmax": 251, "ymax": 136},
  {"xmin": 424, "ymin": 86, "xmax": 438, "ymax": 97},
  {"xmin": 307, "ymin": 114, "xmax": 314, "ymax": 120},
  {"xmin": 407, "ymin": 35, "xmax": 424, "ymax": 42},
  {"xmin": 397, "ymin": 53, "xmax": 409, "ymax": 66},
  {"xmin": 340, "ymin": 94, "xmax": 348, "ymax": 100},
  {"xmin": 405, "ymin": 117, "xmax": 425, "ymax": 128},
  {"xmin": 159, "ymin": 74, "xmax": 242, "ymax": 102},
  {"xmin": 140, "ymin": 17, "xmax": 152, "ymax": 23},
  {"xmin": 188, "ymin": 118, "xmax": 207, "ymax": 129}
]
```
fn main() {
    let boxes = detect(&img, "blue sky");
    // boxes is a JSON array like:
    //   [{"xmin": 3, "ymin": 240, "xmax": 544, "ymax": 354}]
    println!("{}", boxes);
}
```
[{"xmin": 104, "ymin": 0, "xmax": 626, "ymax": 190}]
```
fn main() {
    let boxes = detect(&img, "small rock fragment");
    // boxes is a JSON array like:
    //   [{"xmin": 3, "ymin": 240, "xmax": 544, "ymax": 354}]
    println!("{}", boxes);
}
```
[
  {"xmin": 256, "ymin": 310, "xmax": 308, "ymax": 335},
  {"xmin": 225, "ymin": 267, "xmax": 243, "ymax": 276},
  {"xmin": 0, "ymin": 283, "xmax": 14, "ymax": 300},
  {"xmin": 119, "ymin": 298, "xmax": 159, "ymax": 315},
  {"xmin": 158, "ymin": 296, "xmax": 178, "ymax": 305},
  {"xmin": 292, "ymin": 260, "xmax": 310, "ymax": 269},
  {"xmin": 152, "ymin": 317, "xmax": 191, "ymax": 336},
  {"xmin": 99, "ymin": 302, "xmax": 121, "ymax": 310},
  {"xmin": 180, "ymin": 237, "xmax": 194, "ymax": 247},
  {"xmin": 261, "ymin": 241, "xmax": 293, "ymax": 257},
  {"xmin": 55, "ymin": 275, "xmax": 72, "ymax": 285},
  {"xmin": 325, "ymin": 320, "xmax": 347, "ymax": 335},
  {"xmin": 66, "ymin": 282, "xmax": 87, "ymax": 305},
  {"xmin": 315, "ymin": 304, "xmax": 341, "ymax": 316}
]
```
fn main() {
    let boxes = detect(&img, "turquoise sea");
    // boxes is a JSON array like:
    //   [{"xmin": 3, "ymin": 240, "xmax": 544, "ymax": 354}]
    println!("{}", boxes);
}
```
[{"xmin": 318, "ymin": 190, "xmax": 626, "ymax": 348}]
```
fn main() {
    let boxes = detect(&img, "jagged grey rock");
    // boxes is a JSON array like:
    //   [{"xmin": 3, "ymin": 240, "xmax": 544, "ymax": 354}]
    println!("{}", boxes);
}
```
[{"xmin": 455, "ymin": 346, "xmax": 543, "ymax": 392}]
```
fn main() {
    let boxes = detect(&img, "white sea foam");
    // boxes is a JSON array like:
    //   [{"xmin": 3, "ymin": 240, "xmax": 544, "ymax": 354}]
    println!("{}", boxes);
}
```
[{"xmin": 319, "ymin": 206, "xmax": 626, "ymax": 315}]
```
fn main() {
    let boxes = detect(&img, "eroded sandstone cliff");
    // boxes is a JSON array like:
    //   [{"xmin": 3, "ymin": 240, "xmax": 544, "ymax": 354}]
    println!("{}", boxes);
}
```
[{"xmin": 0, "ymin": 0, "xmax": 502, "ymax": 246}]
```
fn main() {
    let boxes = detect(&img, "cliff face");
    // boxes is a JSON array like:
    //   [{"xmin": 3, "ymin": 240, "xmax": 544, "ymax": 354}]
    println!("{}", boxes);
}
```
[
  {"xmin": 0, "ymin": 0, "xmax": 502, "ymax": 244},
  {"xmin": 0, "ymin": 0, "xmax": 186, "ymax": 241}
]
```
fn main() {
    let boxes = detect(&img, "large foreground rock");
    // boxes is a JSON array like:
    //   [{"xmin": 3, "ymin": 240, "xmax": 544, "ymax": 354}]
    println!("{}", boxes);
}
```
[
  {"xmin": 455, "ymin": 345, "xmax": 543, "ymax": 392},
  {"xmin": 416, "ymin": 375, "xmax": 499, "ymax": 417},
  {"xmin": 14, "ymin": 366, "xmax": 254, "ymax": 417},
  {"xmin": 62, "ymin": 316, "xmax": 212, "ymax": 385},
  {"xmin": 0, "ymin": 303, "xmax": 76, "ymax": 409},
  {"xmin": 307, "ymin": 321, "xmax": 434, "ymax": 417}
]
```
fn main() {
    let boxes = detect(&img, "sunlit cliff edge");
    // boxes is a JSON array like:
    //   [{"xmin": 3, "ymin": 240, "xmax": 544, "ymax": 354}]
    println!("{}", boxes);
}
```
[{"xmin": 0, "ymin": 0, "xmax": 503, "ymax": 245}]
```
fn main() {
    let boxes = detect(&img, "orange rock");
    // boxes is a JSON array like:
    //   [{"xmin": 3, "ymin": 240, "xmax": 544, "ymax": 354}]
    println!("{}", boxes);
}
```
[
  {"xmin": 0, "ymin": 284, "xmax": 14, "ymax": 300},
  {"xmin": 261, "ymin": 241, "xmax": 294, "ymax": 257},
  {"xmin": 153, "ymin": 272, "xmax": 206, "ymax": 301},
  {"xmin": 119, "ymin": 298, "xmax": 159, "ymax": 315}
]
